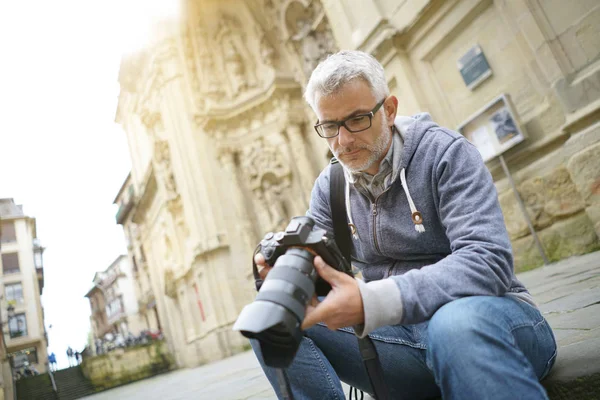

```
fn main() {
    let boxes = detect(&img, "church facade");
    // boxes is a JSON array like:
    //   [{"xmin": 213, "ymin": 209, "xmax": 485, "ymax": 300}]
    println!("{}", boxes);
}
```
[{"xmin": 114, "ymin": 0, "xmax": 600, "ymax": 367}]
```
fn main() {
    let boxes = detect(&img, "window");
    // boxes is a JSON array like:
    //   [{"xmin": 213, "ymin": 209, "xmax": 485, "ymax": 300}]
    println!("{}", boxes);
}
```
[
  {"xmin": 1, "ymin": 221, "xmax": 16, "ymax": 243},
  {"xmin": 2, "ymin": 253, "xmax": 20, "ymax": 274},
  {"xmin": 10, "ymin": 348, "xmax": 37, "ymax": 368},
  {"xmin": 5, "ymin": 283, "xmax": 24, "ymax": 304},
  {"xmin": 8, "ymin": 313, "xmax": 27, "ymax": 338},
  {"xmin": 106, "ymin": 296, "xmax": 124, "ymax": 318}
]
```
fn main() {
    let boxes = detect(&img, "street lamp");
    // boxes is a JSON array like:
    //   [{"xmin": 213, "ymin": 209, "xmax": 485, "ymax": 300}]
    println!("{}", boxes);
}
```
[{"xmin": 6, "ymin": 305, "xmax": 14, "ymax": 320}]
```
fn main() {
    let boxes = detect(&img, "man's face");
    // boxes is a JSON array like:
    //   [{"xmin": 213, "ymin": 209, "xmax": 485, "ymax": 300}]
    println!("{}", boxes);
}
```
[{"xmin": 315, "ymin": 79, "xmax": 395, "ymax": 174}]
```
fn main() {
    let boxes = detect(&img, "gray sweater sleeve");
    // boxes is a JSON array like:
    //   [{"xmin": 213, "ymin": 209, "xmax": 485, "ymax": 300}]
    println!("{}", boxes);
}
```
[
  {"xmin": 391, "ymin": 138, "xmax": 513, "ymax": 325},
  {"xmin": 354, "ymin": 279, "xmax": 403, "ymax": 338}
]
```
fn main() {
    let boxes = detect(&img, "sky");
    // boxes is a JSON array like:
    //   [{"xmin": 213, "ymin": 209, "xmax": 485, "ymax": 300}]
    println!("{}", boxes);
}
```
[{"xmin": 0, "ymin": 1, "xmax": 179, "ymax": 369}]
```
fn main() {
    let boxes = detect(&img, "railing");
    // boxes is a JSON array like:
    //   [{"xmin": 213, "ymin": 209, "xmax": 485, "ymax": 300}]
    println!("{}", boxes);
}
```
[
  {"xmin": 12, "ymin": 369, "xmax": 17, "ymax": 400},
  {"xmin": 46, "ymin": 362, "xmax": 57, "ymax": 393}
]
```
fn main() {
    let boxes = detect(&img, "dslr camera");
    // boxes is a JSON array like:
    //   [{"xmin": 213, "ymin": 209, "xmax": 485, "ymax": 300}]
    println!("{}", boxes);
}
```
[{"xmin": 233, "ymin": 216, "xmax": 352, "ymax": 368}]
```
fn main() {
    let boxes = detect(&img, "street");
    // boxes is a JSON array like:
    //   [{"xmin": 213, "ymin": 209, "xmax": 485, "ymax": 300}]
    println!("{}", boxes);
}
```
[{"xmin": 81, "ymin": 251, "xmax": 600, "ymax": 399}]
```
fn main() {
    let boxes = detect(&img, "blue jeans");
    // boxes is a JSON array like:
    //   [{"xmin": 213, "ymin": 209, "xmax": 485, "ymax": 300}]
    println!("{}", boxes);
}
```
[{"xmin": 251, "ymin": 296, "xmax": 557, "ymax": 400}]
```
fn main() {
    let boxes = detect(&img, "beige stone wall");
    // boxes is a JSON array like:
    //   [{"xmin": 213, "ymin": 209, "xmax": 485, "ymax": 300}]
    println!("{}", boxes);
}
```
[
  {"xmin": 323, "ymin": 0, "xmax": 600, "ymax": 270},
  {"xmin": 114, "ymin": 0, "xmax": 600, "ymax": 368},
  {"xmin": 81, "ymin": 341, "xmax": 172, "ymax": 390},
  {"xmin": 114, "ymin": 0, "xmax": 339, "ymax": 368}
]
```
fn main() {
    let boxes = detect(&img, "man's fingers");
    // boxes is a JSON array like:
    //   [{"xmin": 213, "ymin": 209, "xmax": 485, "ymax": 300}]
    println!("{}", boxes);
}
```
[
  {"xmin": 258, "ymin": 266, "xmax": 272, "ymax": 280},
  {"xmin": 309, "ymin": 295, "xmax": 320, "ymax": 308},
  {"xmin": 314, "ymin": 256, "xmax": 344, "ymax": 285},
  {"xmin": 254, "ymin": 253, "xmax": 266, "ymax": 266},
  {"xmin": 302, "ymin": 300, "xmax": 335, "ymax": 330},
  {"xmin": 255, "ymin": 253, "xmax": 272, "ymax": 280}
]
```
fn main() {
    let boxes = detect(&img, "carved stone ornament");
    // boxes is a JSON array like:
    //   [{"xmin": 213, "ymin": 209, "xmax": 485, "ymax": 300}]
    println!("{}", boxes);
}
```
[
  {"xmin": 258, "ymin": 31, "xmax": 277, "ymax": 68},
  {"xmin": 215, "ymin": 14, "xmax": 258, "ymax": 97},
  {"xmin": 164, "ymin": 269, "xmax": 178, "ymax": 299},
  {"xmin": 195, "ymin": 26, "xmax": 225, "ymax": 101},
  {"xmin": 241, "ymin": 137, "xmax": 290, "ymax": 191},
  {"xmin": 153, "ymin": 140, "xmax": 179, "ymax": 200},
  {"xmin": 240, "ymin": 136, "xmax": 293, "ymax": 230},
  {"xmin": 140, "ymin": 111, "xmax": 164, "ymax": 140},
  {"xmin": 284, "ymin": 0, "xmax": 337, "ymax": 79}
]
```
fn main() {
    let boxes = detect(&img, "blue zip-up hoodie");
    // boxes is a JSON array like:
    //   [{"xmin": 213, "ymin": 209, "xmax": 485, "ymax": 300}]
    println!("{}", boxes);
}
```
[{"xmin": 307, "ymin": 113, "xmax": 534, "ymax": 337}]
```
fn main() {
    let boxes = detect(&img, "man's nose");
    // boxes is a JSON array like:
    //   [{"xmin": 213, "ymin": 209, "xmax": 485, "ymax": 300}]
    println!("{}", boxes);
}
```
[{"xmin": 337, "ymin": 125, "xmax": 355, "ymax": 147}]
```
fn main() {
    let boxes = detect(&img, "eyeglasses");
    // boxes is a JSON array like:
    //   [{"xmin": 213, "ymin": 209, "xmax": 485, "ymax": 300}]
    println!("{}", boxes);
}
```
[{"xmin": 313, "ymin": 99, "xmax": 386, "ymax": 138}]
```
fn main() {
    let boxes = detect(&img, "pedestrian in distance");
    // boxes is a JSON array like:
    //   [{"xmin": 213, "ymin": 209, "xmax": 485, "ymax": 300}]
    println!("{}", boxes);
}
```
[{"xmin": 66, "ymin": 346, "xmax": 74, "ymax": 367}]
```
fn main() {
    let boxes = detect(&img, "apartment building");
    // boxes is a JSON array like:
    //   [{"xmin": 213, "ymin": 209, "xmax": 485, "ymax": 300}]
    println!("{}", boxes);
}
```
[
  {"xmin": 0, "ymin": 198, "xmax": 48, "ymax": 399},
  {"xmin": 85, "ymin": 255, "xmax": 147, "ymax": 345}
]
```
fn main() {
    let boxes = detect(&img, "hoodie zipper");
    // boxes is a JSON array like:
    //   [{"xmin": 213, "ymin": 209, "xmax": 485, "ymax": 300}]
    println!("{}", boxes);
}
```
[{"xmin": 371, "ymin": 194, "xmax": 384, "ymax": 254}]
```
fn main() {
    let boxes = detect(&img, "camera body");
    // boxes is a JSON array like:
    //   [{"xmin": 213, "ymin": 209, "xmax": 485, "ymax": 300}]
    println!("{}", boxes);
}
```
[
  {"xmin": 233, "ymin": 216, "xmax": 352, "ymax": 368},
  {"xmin": 257, "ymin": 216, "xmax": 352, "ymax": 296}
]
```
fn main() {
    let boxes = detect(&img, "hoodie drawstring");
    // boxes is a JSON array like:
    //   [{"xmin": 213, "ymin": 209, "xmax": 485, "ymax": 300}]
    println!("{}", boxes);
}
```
[
  {"xmin": 400, "ymin": 168, "xmax": 425, "ymax": 233},
  {"xmin": 344, "ymin": 168, "xmax": 425, "ymax": 237},
  {"xmin": 345, "ymin": 180, "xmax": 359, "ymax": 239}
]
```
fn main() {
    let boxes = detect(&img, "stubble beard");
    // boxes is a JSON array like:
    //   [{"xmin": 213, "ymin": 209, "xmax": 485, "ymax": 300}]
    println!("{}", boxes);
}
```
[{"xmin": 333, "ymin": 117, "xmax": 392, "ymax": 173}]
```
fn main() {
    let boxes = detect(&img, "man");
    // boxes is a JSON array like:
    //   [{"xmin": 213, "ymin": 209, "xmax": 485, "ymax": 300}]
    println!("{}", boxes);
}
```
[
  {"xmin": 252, "ymin": 51, "xmax": 556, "ymax": 399},
  {"xmin": 48, "ymin": 352, "xmax": 57, "ymax": 371},
  {"xmin": 66, "ymin": 346, "xmax": 74, "ymax": 367}
]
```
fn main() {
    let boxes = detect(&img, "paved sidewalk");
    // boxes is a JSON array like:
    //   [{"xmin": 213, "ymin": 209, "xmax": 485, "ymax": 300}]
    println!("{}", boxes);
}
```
[
  {"xmin": 518, "ymin": 251, "xmax": 600, "ymax": 398},
  {"xmin": 81, "ymin": 251, "xmax": 600, "ymax": 400}
]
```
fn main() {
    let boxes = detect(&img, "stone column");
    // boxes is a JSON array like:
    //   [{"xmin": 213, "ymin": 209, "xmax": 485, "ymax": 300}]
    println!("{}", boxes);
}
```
[
  {"xmin": 286, "ymin": 123, "xmax": 316, "ymax": 199},
  {"xmin": 218, "ymin": 150, "xmax": 256, "ymax": 256}
]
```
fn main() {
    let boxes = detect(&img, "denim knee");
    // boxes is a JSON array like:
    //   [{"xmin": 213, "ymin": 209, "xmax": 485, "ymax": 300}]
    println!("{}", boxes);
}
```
[{"xmin": 427, "ymin": 297, "xmax": 502, "ymax": 357}]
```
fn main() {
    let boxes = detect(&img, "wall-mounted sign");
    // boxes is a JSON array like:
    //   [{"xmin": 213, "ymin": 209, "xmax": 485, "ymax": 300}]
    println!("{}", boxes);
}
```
[
  {"xmin": 457, "ymin": 94, "xmax": 525, "ymax": 162},
  {"xmin": 457, "ymin": 44, "xmax": 492, "ymax": 90}
]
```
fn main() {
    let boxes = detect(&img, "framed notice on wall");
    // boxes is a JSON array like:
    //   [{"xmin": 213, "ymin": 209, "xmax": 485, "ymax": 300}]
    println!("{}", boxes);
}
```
[
  {"xmin": 457, "ymin": 94, "xmax": 526, "ymax": 162},
  {"xmin": 457, "ymin": 44, "xmax": 492, "ymax": 90}
]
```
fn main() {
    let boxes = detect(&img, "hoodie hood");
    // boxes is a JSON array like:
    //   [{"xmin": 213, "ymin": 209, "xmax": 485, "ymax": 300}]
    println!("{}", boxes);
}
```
[{"xmin": 394, "ymin": 113, "xmax": 439, "ymax": 171}]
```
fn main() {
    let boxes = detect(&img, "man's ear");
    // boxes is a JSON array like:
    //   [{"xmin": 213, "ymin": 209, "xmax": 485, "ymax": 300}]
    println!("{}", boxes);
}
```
[{"xmin": 385, "ymin": 95, "xmax": 399, "ymax": 122}]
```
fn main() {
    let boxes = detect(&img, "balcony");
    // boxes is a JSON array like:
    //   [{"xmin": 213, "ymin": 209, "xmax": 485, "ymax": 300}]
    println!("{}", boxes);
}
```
[
  {"xmin": 115, "ymin": 198, "xmax": 135, "ymax": 225},
  {"xmin": 107, "ymin": 308, "xmax": 126, "ymax": 326}
]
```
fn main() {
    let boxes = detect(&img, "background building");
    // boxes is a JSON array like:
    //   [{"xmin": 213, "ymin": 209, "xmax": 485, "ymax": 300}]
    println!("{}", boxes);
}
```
[
  {"xmin": 113, "ymin": 0, "xmax": 600, "ymax": 367},
  {"xmin": 85, "ymin": 255, "xmax": 147, "ymax": 347},
  {"xmin": 0, "ymin": 198, "xmax": 48, "ymax": 398}
]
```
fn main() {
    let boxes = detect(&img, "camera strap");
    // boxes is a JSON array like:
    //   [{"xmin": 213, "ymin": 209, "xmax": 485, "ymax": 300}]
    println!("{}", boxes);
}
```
[{"xmin": 330, "ymin": 159, "xmax": 391, "ymax": 400}]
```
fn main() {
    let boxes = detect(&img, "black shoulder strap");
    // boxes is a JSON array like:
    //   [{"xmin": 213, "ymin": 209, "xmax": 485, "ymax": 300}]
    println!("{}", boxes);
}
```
[
  {"xmin": 329, "ymin": 159, "xmax": 352, "ymax": 263},
  {"xmin": 328, "ymin": 159, "xmax": 392, "ymax": 400}
]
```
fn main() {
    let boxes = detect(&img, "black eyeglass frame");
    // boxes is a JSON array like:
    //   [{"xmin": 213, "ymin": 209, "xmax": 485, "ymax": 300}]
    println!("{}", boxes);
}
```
[{"xmin": 313, "ymin": 99, "xmax": 386, "ymax": 138}]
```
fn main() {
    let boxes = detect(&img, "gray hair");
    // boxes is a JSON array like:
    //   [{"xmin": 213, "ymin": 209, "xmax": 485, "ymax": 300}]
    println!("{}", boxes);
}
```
[{"xmin": 303, "ymin": 50, "xmax": 390, "ymax": 111}]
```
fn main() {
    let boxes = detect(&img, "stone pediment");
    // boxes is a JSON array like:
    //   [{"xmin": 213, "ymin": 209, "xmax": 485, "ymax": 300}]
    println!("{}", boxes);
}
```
[{"xmin": 194, "ymin": 76, "xmax": 303, "ymax": 140}]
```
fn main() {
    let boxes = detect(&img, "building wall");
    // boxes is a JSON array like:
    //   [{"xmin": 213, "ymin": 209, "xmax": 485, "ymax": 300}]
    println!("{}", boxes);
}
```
[
  {"xmin": 87, "ymin": 255, "xmax": 149, "ymax": 341},
  {"xmin": 81, "ymin": 341, "xmax": 172, "ymax": 390},
  {"xmin": 114, "ymin": 256, "xmax": 147, "ymax": 335},
  {"xmin": 0, "ymin": 201, "xmax": 48, "ymax": 378},
  {"xmin": 323, "ymin": 0, "xmax": 600, "ymax": 270},
  {"xmin": 114, "ymin": 0, "xmax": 600, "ymax": 367}
]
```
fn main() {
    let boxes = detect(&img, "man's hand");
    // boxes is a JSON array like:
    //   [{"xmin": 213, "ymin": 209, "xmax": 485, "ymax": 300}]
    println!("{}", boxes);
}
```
[
  {"xmin": 302, "ymin": 256, "xmax": 364, "ymax": 331},
  {"xmin": 254, "ymin": 253, "xmax": 272, "ymax": 280}
]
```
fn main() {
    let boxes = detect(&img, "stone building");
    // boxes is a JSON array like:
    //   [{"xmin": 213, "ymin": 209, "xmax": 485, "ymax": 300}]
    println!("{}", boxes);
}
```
[
  {"xmin": 85, "ymin": 255, "xmax": 147, "ymax": 348},
  {"xmin": 114, "ymin": 0, "xmax": 600, "ymax": 367},
  {"xmin": 0, "ymin": 199, "xmax": 48, "ymax": 399}
]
